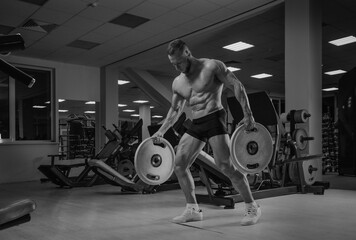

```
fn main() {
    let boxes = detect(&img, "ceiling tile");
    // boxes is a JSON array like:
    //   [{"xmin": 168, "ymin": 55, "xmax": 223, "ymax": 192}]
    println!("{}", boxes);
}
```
[
  {"xmin": 67, "ymin": 40, "xmax": 100, "ymax": 50},
  {"xmin": 43, "ymin": 0, "xmax": 87, "ymax": 14},
  {"xmin": 176, "ymin": 0, "xmax": 220, "ymax": 17},
  {"xmin": 80, "ymin": 31, "xmax": 115, "ymax": 44},
  {"xmin": 206, "ymin": 0, "xmax": 237, "ymax": 6},
  {"xmin": 178, "ymin": 18, "xmax": 211, "ymax": 32},
  {"xmin": 0, "ymin": 1, "xmax": 39, "ymax": 27},
  {"xmin": 135, "ymin": 21, "xmax": 172, "ymax": 35},
  {"xmin": 93, "ymin": 0, "xmax": 145, "ymax": 11},
  {"xmin": 90, "ymin": 23, "xmax": 131, "ymax": 38},
  {"xmin": 199, "ymin": 7, "xmax": 237, "ymax": 23},
  {"xmin": 32, "ymin": 7, "xmax": 73, "ymax": 25},
  {"xmin": 47, "ymin": 46, "xmax": 87, "ymax": 59},
  {"xmin": 147, "ymin": 0, "xmax": 191, "ymax": 9},
  {"xmin": 79, "ymin": 5, "xmax": 123, "ymax": 23},
  {"xmin": 62, "ymin": 16, "xmax": 102, "ymax": 33},
  {"xmin": 154, "ymin": 10, "xmax": 194, "ymax": 27},
  {"xmin": 128, "ymin": 2, "xmax": 171, "ymax": 19}
]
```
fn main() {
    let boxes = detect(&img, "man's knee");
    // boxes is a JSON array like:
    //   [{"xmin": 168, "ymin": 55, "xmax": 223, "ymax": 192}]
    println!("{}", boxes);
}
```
[
  {"xmin": 217, "ymin": 161, "xmax": 244, "ymax": 180},
  {"xmin": 174, "ymin": 155, "xmax": 190, "ymax": 175}
]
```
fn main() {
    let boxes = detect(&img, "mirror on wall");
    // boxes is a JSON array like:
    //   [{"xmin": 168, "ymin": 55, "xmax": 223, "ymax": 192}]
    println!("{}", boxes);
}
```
[{"xmin": 58, "ymin": 99, "xmax": 96, "ymax": 159}]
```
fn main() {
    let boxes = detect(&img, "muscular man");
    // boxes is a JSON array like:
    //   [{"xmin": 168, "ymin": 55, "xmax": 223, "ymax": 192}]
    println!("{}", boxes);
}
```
[{"xmin": 153, "ymin": 39, "xmax": 261, "ymax": 226}]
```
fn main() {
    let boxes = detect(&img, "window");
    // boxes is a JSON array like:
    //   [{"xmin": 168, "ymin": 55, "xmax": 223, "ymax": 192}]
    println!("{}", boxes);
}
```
[
  {"xmin": 0, "ymin": 71, "xmax": 9, "ymax": 140},
  {"xmin": 0, "ymin": 65, "xmax": 53, "ymax": 141}
]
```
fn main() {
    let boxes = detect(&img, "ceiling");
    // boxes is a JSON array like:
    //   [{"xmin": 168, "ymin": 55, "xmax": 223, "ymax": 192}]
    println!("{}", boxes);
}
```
[{"xmin": 1, "ymin": 0, "xmax": 356, "ymax": 120}]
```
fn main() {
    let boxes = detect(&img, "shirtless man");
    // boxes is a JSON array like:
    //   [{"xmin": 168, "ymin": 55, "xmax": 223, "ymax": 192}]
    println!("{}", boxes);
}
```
[{"xmin": 153, "ymin": 39, "xmax": 261, "ymax": 226}]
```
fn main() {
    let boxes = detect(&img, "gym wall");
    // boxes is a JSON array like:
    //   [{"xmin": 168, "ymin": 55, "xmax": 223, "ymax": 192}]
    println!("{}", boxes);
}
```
[{"xmin": 0, "ymin": 55, "xmax": 100, "ymax": 184}]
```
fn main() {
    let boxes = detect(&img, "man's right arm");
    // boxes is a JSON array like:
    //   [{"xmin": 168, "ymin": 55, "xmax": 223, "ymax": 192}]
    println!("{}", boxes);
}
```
[{"xmin": 153, "ymin": 85, "xmax": 186, "ymax": 138}]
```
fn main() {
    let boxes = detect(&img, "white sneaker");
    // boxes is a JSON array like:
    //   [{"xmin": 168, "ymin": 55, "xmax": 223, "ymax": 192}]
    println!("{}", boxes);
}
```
[
  {"xmin": 241, "ymin": 204, "xmax": 261, "ymax": 226},
  {"xmin": 172, "ymin": 208, "xmax": 203, "ymax": 223}
]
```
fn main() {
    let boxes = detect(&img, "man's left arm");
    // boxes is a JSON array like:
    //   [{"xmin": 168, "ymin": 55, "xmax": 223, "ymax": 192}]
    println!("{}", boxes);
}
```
[{"xmin": 214, "ymin": 60, "xmax": 255, "ymax": 129}]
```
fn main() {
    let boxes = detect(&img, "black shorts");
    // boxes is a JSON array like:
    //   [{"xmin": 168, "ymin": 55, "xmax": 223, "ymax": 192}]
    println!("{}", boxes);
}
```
[{"xmin": 186, "ymin": 109, "xmax": 228, "ymax": 142}]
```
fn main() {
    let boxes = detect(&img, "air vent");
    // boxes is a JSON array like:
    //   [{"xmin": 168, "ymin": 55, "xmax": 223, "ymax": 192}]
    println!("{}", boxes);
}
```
[
  {"xmin": 19, "ymin": 0, "xmax": 48, "ymax": 6},
  {"xmin": 67, "ymin": 40, "xmax": 100, "ymax": 50},
  {"xmin": 21, "ymin": 19, "xmax": 57, "ymax": 33},
  {"xmin": 110, "ymin": 13, "xmax": 149, "ymax": 28},
  {"xmin": 265, "ymin": 53, "xmax": 284, "ymax": 62},
  {"xmin": 0, "ymin": 25, "xmax": 15, "ymax": 35}
]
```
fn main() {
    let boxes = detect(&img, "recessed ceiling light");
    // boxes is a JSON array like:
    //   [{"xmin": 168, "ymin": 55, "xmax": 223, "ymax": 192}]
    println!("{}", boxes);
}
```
[
  {"xmin": 150, "ymin": 106, "xmax": 154, "ymax": 109},
  {"xmin": 133, "ymin": 100, "xmax": 149, "ymax": 104},
  {"xmin": 118, "ymin": 104, "xmax": 127, "ymax": 107},
  {"xmin": 58, "ymin": 110, "xmax": 68, "ymax": 113},
  {"xmin": 324, "ymin": 70, "xmax": 346, "ymax": 75},
  {"xmin": 85, "ymin": 101, "xmax": 96, "ymax": 104},
  {"xmin": 58, "ymin": 99, "xmax": 65, "ymax": 102},
  {"xmin": 33, "ymin": 105, "xmax": 46, "ymax": 108},
  {"xmin": 152, "ymin": 115, "xmax": 163, "ymax": 118},
  {"xmin": 329, "ymin": 36, "xmax": 356, "ymax": 46},
  {"xmin": 84, "ymin": 111, "xmax": 95, "ymax": 114},
  {"xmin": 223, "ymin": 41, "xmax": 254, "ymax": 52},
  {"xmin": 251, "ymin": 73, "xmax": 272, "ymax": 79},
  {"xmin": 118, "ymin": 80, "xmax": 130, "ymax": 85},
  {"xmin": 131, "ymin": 114, "xmax": 140, "ymax": 117},
  {"xmin": 227, "ymin": 67, "xmax": 241, "ymax": 72},
  {"xmin": 123, "ymin": 109, "xmax": 135, "ymax": 112},
  {"xmin": 322, "ymin": 87, "xmax": 338, "ymax": 92}
]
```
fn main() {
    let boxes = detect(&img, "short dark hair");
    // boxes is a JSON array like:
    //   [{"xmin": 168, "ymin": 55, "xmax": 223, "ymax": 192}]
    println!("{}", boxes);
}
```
[{"xmin": 167, "ymin": 39, "xmax": 186, "ymax": 55}]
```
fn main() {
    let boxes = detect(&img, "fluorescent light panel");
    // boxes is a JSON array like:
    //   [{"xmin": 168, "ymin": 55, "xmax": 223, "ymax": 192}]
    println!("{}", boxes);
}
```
[
  {"xmin": 85, "ymin": 111, "xmax": 95, "ymax": 114},
  {"xmin": 323, "ymin": 87, "xmax": 338, "ymax": 92},
  {"xmin": 131, "ymin": 114, "xmax": 140, "ymax": 117},
  {"xmin": 227, "ymin": 67, "xmax": 241, "ymax": 72},
  {"xmin": 85, "ymin": 101, "xmax": 95, "ymax": 104},
  {"xmin": 123, "ymin": 109, "xmax": 135, "ymax": 112},
  {"xmin": 33, "ymin": 105, "xmax": 46, "ymax": 108},
  {"xmin": 133, "ymin": 100, "xmax": 149, "ymax": 103},
  {"xmin": 324, "ymin": 70, "xmax": 346, "ymax": 75},
  {"xmin": 152, "ymin": 115, "xmax": 163, "ymax": 118},
  {"xmin": 118, "ymin": 104, "xmax": 127, "ymax": 107},
  {"xmin": 251, "ymin": 73, "xmax": 272, "ymax": 79},
  {"xmin": 118, "ymin": 80, "xmax": 130, "ymax": 85},
  {"xmin": 329, "ymin": 36, "xmax": 356, "ymax": 46},
  {"xmin": 58, "ymin": 109, "xmax": 68, "ymax": 112},
  {"xmin": 223, "ymin": 41, "xmax": 254, "ymax": 52}
]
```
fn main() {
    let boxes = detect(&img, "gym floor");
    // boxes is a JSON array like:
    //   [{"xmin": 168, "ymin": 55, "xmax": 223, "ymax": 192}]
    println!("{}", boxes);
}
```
[{"xmin": 1, "ymin": 174, "xmax": 355, "ymax": 240}]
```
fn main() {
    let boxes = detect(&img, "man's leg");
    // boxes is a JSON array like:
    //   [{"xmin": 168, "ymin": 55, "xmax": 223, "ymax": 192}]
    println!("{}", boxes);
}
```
[
  {"xmin": 172, "ymin": 133, "xmax": 205, "ymax": 223},
  {"xmin": 209, "ymin": 134, "xmax": 261, "ymax": 225}
]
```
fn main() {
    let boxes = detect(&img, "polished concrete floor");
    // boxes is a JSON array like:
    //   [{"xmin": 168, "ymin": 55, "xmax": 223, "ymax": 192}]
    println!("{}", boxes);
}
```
[{"xmin": 1, "ymin": 175, "xmax": 356, "ymax": 240}]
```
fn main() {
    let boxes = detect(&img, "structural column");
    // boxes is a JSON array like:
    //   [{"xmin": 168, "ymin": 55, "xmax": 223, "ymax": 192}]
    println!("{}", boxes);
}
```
[
  {"xmin": 97, "ymin": 66, "xmax": 118, "ymax": 150},
  {"xmin": 285, "ymin": 0, "xmax": 322, "ymax": 180},
  {"xmin": 139, "ymin": 104, "xmax": 151, "ymax": 140}
]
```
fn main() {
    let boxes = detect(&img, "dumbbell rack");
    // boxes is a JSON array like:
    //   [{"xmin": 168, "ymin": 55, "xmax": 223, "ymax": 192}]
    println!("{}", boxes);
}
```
[{"xmin": 322, "ymin": 112, "xmax": 339, "ymax": 174}]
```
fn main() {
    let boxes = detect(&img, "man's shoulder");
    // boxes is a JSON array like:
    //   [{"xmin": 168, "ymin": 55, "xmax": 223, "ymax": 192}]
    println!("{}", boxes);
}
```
[
  {"xmin": 200, "ymin": 58, "xmax": 222, "ymax": 70},
  {"xmin": 172, "ymin": 74, "xmax": 185, "ymax": 87}
]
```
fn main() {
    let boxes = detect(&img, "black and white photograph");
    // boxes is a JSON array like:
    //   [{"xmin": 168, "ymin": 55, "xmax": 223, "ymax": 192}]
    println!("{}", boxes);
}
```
[{"xmin": 0, "ymin": 0, "xmax": 356, "ymax": 239}]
